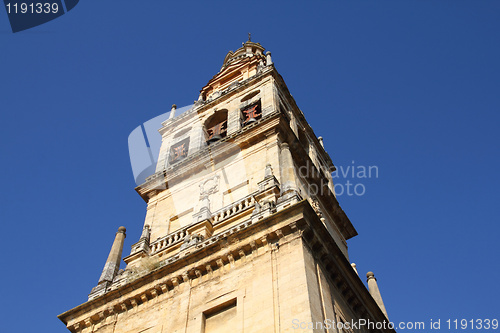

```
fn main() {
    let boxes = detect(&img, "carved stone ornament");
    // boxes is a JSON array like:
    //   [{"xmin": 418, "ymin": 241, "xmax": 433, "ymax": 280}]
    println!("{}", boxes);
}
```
[
  {"xmin": 311, "ymin": 198, "xmax": 323, "ymax": 218},
  {"xmin": 180, "ymin": 232, "xmax": 204, "ymax": 250},
  {"xmin": 199, "ymin": 174, "xmax": 220, "ymax": 198}
]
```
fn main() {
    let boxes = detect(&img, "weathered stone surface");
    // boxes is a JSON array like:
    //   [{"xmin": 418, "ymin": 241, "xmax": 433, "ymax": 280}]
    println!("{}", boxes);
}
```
[{"xmin": 59, "ymin": 41, "xmax": 392, "ymax": 333}]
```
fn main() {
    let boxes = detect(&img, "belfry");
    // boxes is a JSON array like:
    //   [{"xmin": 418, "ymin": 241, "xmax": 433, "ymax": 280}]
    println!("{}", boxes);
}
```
[{"xmin": 58, "ymin": 40, "xmax": 393, "ymax": 333}]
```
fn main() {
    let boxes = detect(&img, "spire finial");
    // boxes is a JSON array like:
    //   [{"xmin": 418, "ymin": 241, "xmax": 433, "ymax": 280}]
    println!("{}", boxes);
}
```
[
  {"xmin": 248, "ymin": 32, "xmax": 251, "ymax": 42},
  {"xmin": 169, "ymin": 104, "xmax": 177, "ymax": 119},
  {"xmin": 366, "ymin": 271, "xmax": 389, "ymax": 319},
  {"xmin": 97, "ymin": 226, "xmax": 127, "ymax": 286}
]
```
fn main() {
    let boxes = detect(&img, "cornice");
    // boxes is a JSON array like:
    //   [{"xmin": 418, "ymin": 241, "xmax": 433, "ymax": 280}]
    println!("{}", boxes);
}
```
[
  {"xmin": 58, "ymin": 200, "xmax": 391, "ymax": 333},
  {"xmin": 58, "ymin": 199, "xmax": 305, "ymax": 329}
]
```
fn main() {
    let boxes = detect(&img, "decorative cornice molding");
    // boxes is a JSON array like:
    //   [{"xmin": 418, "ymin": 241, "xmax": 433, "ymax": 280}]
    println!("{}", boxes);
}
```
[{"xmin": 62, "ymin": 206, "xmax": 302, "ymax": 331}]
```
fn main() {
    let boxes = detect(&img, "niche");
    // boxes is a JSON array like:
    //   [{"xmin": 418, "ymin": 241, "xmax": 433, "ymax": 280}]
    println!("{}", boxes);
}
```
[{"xmin": 205, "ymin": 110, "xmax": 228, "ymax": 145}]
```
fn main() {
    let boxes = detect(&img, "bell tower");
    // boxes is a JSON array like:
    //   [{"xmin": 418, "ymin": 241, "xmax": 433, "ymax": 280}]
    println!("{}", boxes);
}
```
[{"xmin": 59, "ymin": 40, "xmax": 393, "ymax": 333}]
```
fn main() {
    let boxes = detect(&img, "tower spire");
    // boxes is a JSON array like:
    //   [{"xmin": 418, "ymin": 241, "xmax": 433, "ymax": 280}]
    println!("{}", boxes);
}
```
[
  {"xmin": 97, "ymin": 226, "xmax": 126, "ymax": 285},
  {"xmin": 367, "ymin": 271, "xmax": 389, "ymax": 318}
]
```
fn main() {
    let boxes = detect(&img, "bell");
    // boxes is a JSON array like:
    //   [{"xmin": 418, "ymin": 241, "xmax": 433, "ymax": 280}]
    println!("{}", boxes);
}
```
[
  {"xmin": 243, "ymin": 117, "xmax": 258, "ymax": 126},
  {"xmin": 207, "ymin": 134, "xmax": 222, "ymax": 144}
]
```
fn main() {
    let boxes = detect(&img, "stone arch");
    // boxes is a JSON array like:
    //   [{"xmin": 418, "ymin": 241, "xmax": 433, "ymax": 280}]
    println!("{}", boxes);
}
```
[{"xmin": 204, "ymin": 109, "xmax": 228, "ymax": 144}]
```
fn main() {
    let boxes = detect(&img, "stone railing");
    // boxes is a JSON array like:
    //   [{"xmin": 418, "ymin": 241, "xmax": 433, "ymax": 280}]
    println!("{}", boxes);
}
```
[
  {"xmin": 149, "ymin": 194, "xmax": 258, "ymax": 255},
  {"xmin": 150, "ymin": 228, "xmax": 188, "ymax": 254},
  {"xmin": 212, "ymin": 194, "xmax": 256, "ymax": 224}
]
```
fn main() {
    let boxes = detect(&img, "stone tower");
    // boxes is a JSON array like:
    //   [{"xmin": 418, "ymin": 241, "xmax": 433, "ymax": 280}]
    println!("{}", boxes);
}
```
[{"xmin": 59, "ymin": 40, "xmax": 393, "ymax": 333}]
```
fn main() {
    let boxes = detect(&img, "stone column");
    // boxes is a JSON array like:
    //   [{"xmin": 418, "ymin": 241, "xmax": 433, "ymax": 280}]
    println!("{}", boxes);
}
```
[
  {"xmin": 98, "ymin": 226, "xmax": 126, "ymax": 285},
  {"xmin": 227, "ymin": 106, "xmax": 241, "ymax": 135},
  {"xmin": 279, "ymin": 142, "xmax": 298, "ymax": 197},
  {"xmin": 265, "ymin": 163, "xmax": 273, "ymax": 178},
  {"xmin": 140, "ymin": 224, "xmax": 150, "ymax": 241},
  {"xmin": 289, "ymin": 112, "xmax": 299, "ymax": 137},
  {"xmin": 193, "ymin": 195, "xmax": 212, "ymax": 223},
  {"xmin": 266, "ymin": 51, "xmax": 273, "ymax": 66},
  {"xmin": 168, "ymin": 104, "xmax": 177, "ymax": 119},
  {"xmin": 367, "ymin": 271, "xmax": 389, "ymax": 319},
  {"xmin": 318, "ymin": 136, "xmax": 324, "ymax": 148}
]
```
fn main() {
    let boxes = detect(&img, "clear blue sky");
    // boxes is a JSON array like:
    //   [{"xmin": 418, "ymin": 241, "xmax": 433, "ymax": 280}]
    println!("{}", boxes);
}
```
[{"xmin": 1, "ymin": 1, "xmax": 499, "ymax": 332}]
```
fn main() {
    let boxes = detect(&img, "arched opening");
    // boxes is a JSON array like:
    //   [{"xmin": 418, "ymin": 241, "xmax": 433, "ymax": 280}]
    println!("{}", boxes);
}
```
[
  {"xmin": 241, "ymin": 100, "xmax": 262, "ymax": 127},
  {"xmin": 205, "ymin": 110, "xmax": 228, "ymax": 145}
]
